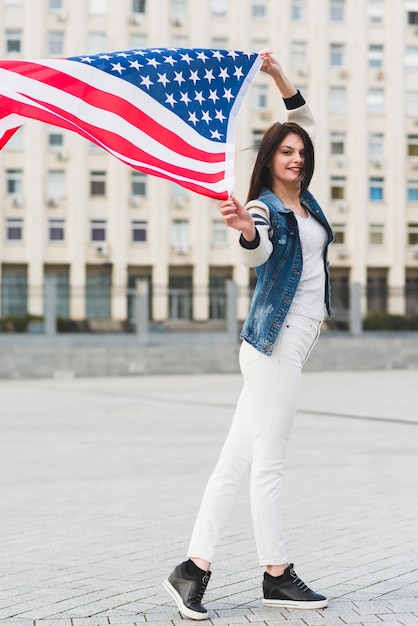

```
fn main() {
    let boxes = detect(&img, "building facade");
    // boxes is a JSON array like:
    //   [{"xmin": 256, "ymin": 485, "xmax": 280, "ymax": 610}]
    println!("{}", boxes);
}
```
[{"xmin": 1, "ymin": 0, "xmax": 418, "ymax": 327}]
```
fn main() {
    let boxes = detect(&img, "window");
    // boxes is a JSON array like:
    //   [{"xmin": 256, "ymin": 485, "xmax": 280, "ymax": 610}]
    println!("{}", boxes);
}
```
[
  {"xmin": 405, "ymin": 46, "xmax": 418, "ymax": 70},
  {"xmin": 6, "ymin": 169, "xmax": 23, "ymax": 195},
  {"xmin": 291, "ymin": 41, "xmax": 308, "ymax": 72},
  {"xmin": 210, "ymin": 0, "xmax": 227, "ymax": 16},
  {"xmin": 5, "ymin": 127, "xmax": 23, "ymax": 150},
  {"xmin": 131, "ymin": 219, "xmax": 147, "ymax": 243},
  {"xmin": 329, "ymin": 86, "xmax": 346, "ymax": 112},
  {"xmin": 367, "ymin": 0, "xmax": 384, "ymax": 24},
  {"xmin": 252, "ymin": 1, "xmax": 267, "ymax": 18},
  {"xmin": 6, "ymin": 217, "xmax": 23, "ymax": 241},
  {"xmin": 131, "ymin": 171, "xmax": 147, "ymax": 196},
  {"xmin": 47, "ymin": 170, "xmax": 65, "ymax": 202},
  {"xmin": 368, "ymin": 44, "xmax": 384, "ymax": 68},
  {"xmin": 90, "ymin": 219, "xmax": 106, "ymax": 242},
  {"xmin": 330, "ymin": 132, "xmax": 345, "ymax": 155},
  {"xmin": 90, "ymin": 171, "xmax": 106, "ymax": 196},
  {"xmin": 407, "ymin": 10, "xmax": 418, "ymax": 25},
  {"xmin": 331, "ymin": 176, "xmax": 346, "ymax": 200},
  {"xmin": 369, "ymin": 176, "xmax": 384, "ymax": 201},
  {"xmin": 171, "ymin": 0, "xmax": 188, "ymax": 24},
  {"xmin": 6, "ymin": 29, "xmax": 22, "ymax": 54},
  {"xmin": 171, "ymin": 35, "xmax": 189, "ymax": 47},
  {"xmin": 291, "ymin": 0, "xmax": 307, "ymax": 21},
  {"xmin": 130, "ymin": 33, "xmax": 147, "ymax": 49},
  {"xmin": 407, "ymin": 181, "xmax": 418, "ymax": 203},
  {"xmin": 87, "ymin": 32, "xmax": 106, "ymax": 55},
  {"xmin": 48, "ymin": 126, "xmax": 64, "ymax": 149},
  {"xmin": 406, "ymin": 91, "xmax": 418, "ymax": 116},
  {"xmin": 408, "ymin": 223, "xmax": 418, "ymax": 245},
  {"xmin": 368, "ymin": 133, "xmax": 384, "ymax": 160},
  {"xmin": 252, "ymin": 84, "xmax": 268, "ymax": 109},
  {"xmin": 367, "ymin": 88, "xmax": 384, "ymax": 114},
  {"xmin": 330, "ymin": 0, "xmax": 345, "ymax": 22},
  {"xmin": 330, "ymin": 43, "xmax": 345, "ymax": 67},
  {"xmin": 86, "ymin": 268, "xmax": 111, "ymax": 319},
  {"xmin": 171, "ymin": 183, "xmax": 188, "ymax": 207},
  {"xmin": 49, "ymin": 0, "xmax": 64, "ymax": 9},
  {"xmin": 212, "ymin": 37, "xmax": 228, "ymax": 49},
  {"xmin": 407, "ymin": 135, "xmax": 418, "ymax": 156},
  {"xmin": 171, "ymin": 219, "xmax": 189, "ymax": 254},
  {"xmin": 252, "ymin": 129, "xmax": 264, "ymax": 151},
  {"xmin": 48, "ymin": 31, "xmax": 64, "ymax": 56},
  {"xmin": 332, "ymin": 223, "xmax": 346, "ymax": 245},
  {"xmin": 48, "ymin": 218, "xmax": 65, "ymax": 242},
  {"xmin": 132, "ymin": 0, "xmax": 146, "ymax": 13},
  {"xmin": 369, "ymin": 223, "xmax": 384, "ymax": 245},
  {"xmin": 212, "ymin": 219, "xmax": 228, "ymax": 246},
  {"xmin": 1, "ymin": 267, "xmax": 27, "ymax": 317},
  {"xmin": 88, "ymin": 0, "xmax": 107, "ymax": 14}
]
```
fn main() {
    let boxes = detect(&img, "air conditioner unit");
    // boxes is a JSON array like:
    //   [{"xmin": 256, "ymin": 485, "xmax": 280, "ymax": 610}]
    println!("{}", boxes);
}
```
[
  {"xmin": 261, "ymin": 110, "xmax": 272, "ymax": 121},
  {"xmin": 57, "ymin": 9, "xmax": 67, "ymax": 21},
  {"xmin": 57, "ymin": 149, "xmax": 68, "ymax": 161},
  {"xmin": 174, "ymin": 245, "xmax": 189, "ymax": 255},
  {"xmin": 11, "ymin": 195, "xmax": 23, "ymax": 207},
  {"xmin": 297, "ymin": 68, "xmax": 307, "ymax": 77},
  {"xmin": 130, "ymin": 13, "xmax": 142, "ymax": 25},
  {"xmin": 338, "ymin": 201, "xmax": 348, "ymax": 212},
  {"xmin": 173, "ymin": 196, "xmax": 185, "ymax": 209},
  {"xmin": 336, "ymin": 156, "xmax": 346, "ymax": 167},
  {"xmin": 376, "ymin": 70, "xmax": 384, "ymax": 80},
  {"xmin": 171, "ymin": 16, "xmax": 184, "ymax": 26},
  {"xmin": 414, "ymin": 248, "xmax": 418, "ymax": 259},
  {"xmin": 337, "ymin": 248, "xmax": 348, "ymax": 259},
  {"xmin": 95, "ymin": 242, "xmax": 109, "ymax": 257},
  {"xmin": 130, "ymin": 196, "xmax": 142, "ymax": 207},
  {"xmin": 371, "ymin": 159, "xmax": 383, "ymax": 168},
  {"xmin": 47, "ymin": 197, "xmax": 59, "ymax": 207},
  {"xmin": 339, "ymin": 70, "xmax": 349, "ymax": 79}
]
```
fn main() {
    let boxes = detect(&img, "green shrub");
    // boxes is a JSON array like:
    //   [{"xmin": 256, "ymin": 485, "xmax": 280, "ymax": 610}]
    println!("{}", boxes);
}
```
[
  {"xmin": 363, "ymin": 312, "xmax": 418, "ymax": 331},
  {"xmin": 0, "ymin": 313, "xmax": 43, "ymax": 333}
]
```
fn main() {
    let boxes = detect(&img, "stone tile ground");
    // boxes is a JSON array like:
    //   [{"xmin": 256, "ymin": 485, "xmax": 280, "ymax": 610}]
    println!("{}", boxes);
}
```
[{"xmin": 0, "ymin": 371, "xmax": 417, "ymax": 625}]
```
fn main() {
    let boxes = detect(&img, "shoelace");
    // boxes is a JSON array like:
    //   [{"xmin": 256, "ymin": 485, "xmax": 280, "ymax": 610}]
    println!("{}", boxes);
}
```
[
  {"xmin": 193, "ymin": 574, "xmax": 210, "ymax": 603},
  {"xmin": 290, "ymin": 570, "xmax": 311, "ymax": 593}
]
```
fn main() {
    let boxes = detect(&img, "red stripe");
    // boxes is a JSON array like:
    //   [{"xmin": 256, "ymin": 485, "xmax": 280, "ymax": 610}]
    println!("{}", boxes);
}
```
[
  {"xmin": 0, "ymin": 59, "xmax": 225, "ymax": 164},
  {"xmin": 0, "ymin": 93, "xmax": 226, "ymax": 187},
  {"xmin": 0, "ymin": 110, "xmax": 21, "ymax": 149}
]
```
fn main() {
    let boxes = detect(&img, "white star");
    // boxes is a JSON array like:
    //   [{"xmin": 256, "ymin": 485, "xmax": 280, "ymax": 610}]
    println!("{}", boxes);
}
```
[
  {"xmin": 222, "ymin": 88, "xmax": 234, "ymax": 102},
  {"xmin": 188, "ymin": 111, "xmax": 198, "ymax": 125},
  {"xmin": 210, "ymin": 129, "xmax": 223, "ymax": 140},
  {"xmin": 233, "ymin": 66, "xmax": 244, "ymax": 79},
  {"xmin": 157, "ymin": 72, "xmax": 170, "ymax": 87},
  {"xmin": 196, "ymin": 51, "xmax": 209, "ymax": 62},
  {"xmin": 212, "ymin": 50, "xmax": 224, "ymax": 61},
  {"xmin": 117, "ymin": 52, "xmax": 129, "ymax": 58},
  {"xmin": 228, "ymin": 50, "xmax": 239, "ymax": 60},
  {"xmin": 164, "ymin": 55, "xmax": 176, "ymax": 66},
  {"xmin": 133, "ymin": 50, "xmax": 147, "ymax": 56},
  {"xmin": 208, "ymin": 89, "xmax": 219, "ymax": 103},
  {"xmin": 165, "ymin": 93, "xmax": 177, "ymax": 107},
  {"xmin": 180, "ymin": 91, "xmax": 192, "ymax": 105},
  {"xmin": 215, "ymin": 109, "xmax": 227, "ymax": 122},
  {"xmin": 80, "ymin": 56, "xmax": 93, "ymax": 63},
  {"xmin": 147, "ymin": 57, "xmax": 160, "ymax": 68},
  {"xmin": 140, "ymin": 75, "xmax": 154, "ymax": 89},
  {"xmin": 218, "ymin": 67, "xmax": 230, "ymax": 81},
  {"xmin": 201, "ymin": 110, "xmax": 212, "ymax": 124},
  {"xmin": 129, "ymin": 60, "xmax": 142, "ymax": 70},
  {"xmin": 151, "ymin": 48, "xmax": 163, "ymax": 54},
  {"xmin": 194, "ymin": 91, "xmax": 205, "ymax": 105},
  {"xmin": 111, "ymin": 62, "xmax": 126, "ymax": 74},
  {"xmin": 204, "ymin": 69, "xmax": 215, "ymax": 83},
  {"xmin": 99, "ymin": 54, "xmax": 111, "ymax": 60},
  {"xmin": 180, "ymin": 52, "xmax": 193, "ymax": 64},
  {"xmin": 174, "ymin": 71, "xmax": 186, "ymax": 85},
  {"xmin": 189, "ymin": 69, "xmax": 200, "ymax": 85}
]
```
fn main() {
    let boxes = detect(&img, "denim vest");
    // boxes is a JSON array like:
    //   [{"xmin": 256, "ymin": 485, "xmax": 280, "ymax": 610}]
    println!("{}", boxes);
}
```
[{"xmin": 240, "ymin": 188, "xmax": 334, "ymax": 356}]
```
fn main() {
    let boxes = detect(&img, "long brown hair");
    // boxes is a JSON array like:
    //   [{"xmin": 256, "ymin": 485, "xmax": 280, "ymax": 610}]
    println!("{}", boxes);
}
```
[{"xmin": 246, "ymin": 122, "xmax": 314, "ymax": 203}]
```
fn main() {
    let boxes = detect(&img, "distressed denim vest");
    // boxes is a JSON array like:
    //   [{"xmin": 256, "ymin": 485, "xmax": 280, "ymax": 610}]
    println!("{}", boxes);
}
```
[{"xmin": 240, "ymin": 188, "xmax": 334, "ymax": 356}]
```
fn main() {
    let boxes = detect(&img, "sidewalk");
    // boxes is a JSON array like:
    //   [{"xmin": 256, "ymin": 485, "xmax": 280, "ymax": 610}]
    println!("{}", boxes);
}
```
[{"xmin": 1, "ymin": 370, "xmax": 417, "ymax": 626}]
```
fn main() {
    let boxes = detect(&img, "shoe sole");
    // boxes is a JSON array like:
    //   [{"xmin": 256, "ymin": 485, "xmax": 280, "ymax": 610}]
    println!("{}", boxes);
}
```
[
  {"xmin": 163, "ymin": 578, "xmax": 209, "ymax": 621},
  {"xmin": 263, "ymin": 598, "xmax": 328, "ymax": 609}
]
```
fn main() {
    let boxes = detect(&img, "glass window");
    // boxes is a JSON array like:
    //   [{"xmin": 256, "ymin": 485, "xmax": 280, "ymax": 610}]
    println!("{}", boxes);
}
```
[
  {"xmin": 212, "ymin": 219, "xmax": 228, "ymax": 246},
  {"xmin": 367, "ymin": 0, "xmax": 384, "ymax": 24},
  {"xmin": 252, "ymin": 84, "xmax": 268, "ymax": 109},
  {"xmin": 90, "ymin": 219, "xmax": 106, "ymax": 242},
  {"xmin": 6, "ymin": 29, "xmax": 22, "ymax": 54},
  {"xmin": 48, "ymin": 127, "xmax": 64, "ymax": 149},
  {"xmin": 369, "ymin": 223, "xmax": 384, "ymax": 245},
  {"xmin": 330, "ymin": 43, "xmax": 345, "ymax": 67},
  {"xmin": 90, "ymin": 171, "xmax": 106, "ymax": 196},
  {"xmin": 87, "ymin": 32, "xmax": 106, "ymax": 55},
  {"xmin": 132, "ymin": 0, "xmax": 146, "ymax": 13},
  {"xmin": 407, "ymin": 11, "xmax": 418, "ymax": 25},
  {"xmin": 130, "ymin": 33, "xmax": 147, "ymax": 49},
  {"xmin": 408, "ymin": 135, "xmax": 418, "ymax": 156},
  {"xmin": 330, "ymin": 132, "xmax": 345, "ymax": 154},
  {"xmin": 368, "ymin": 133, "xmax": 384, "ymax": 159},
  {"xmin": 291, "ymin": 0, "xmax": 307, "ymax": 21},
  {"xmin": 48, "ymin": 218, "xmax": 65, "ymax": 242},
  {"xmin": 408, "ymin": 223, "xmax": 418, "ymax": 245},
  {"xmin": 252, "ymin": 1, "xmax": 267, "ymax": 18},
  {"xmin": 5, "ymin": 127, "xmax": 24, "ymax": 150},
  {"xmin": 88, "ymin": 0, "xmax": 107, "ymax": 14},
  {"xmin": 407, "ymin": 181, "xmax": 418, "ymax": 203},
  {"xmin": 6, "ymin": 217, "xmax": 23, "ymax": 241},
  {"xmin": 406, "ymin": 91, "xmax": 418, "ymax": 116},
  {"xmin": 210, "ymin": 0, "xmax": 227, "ymax": 16},
  {"xmin": 291, "ymin": 41, "xmax": 308, "ymax": 72},
  {"xmin": 367, "ymin": 88, "xmax": 384, "ymax": 114},
  {"xmin": 47, "ymin": 170, "xmax": 65, "ymax": 201},
  {"xmin": 131, "ymin": 171, "xmax": 147, "ymax": 196},
  {"xmin": 1, "ymin": 268, "xmax": 27, "ymax": 317},
  {"xmin": 405, "ymin": 46, "xmax": 418, "ymax": 70},
  {"xmin": 368, "ymin": 44, "xmax": 384, "ymax": 68},
  {"xmin": 329, "ymin": 86, "xmax": 346, "ymax": 112},
  {"xmin": 6, "ymin": 169, "xmax": 23, "ymax": 195},
  {"xmin": 48, "ymin": 31, "xmax": 64, "ymax": 56},
  {"xmin": 49, "ymin": 0, "xmax": 64, "ymax": 9},
  {"xmin": 171, "ymin": 0, "xmax": 188, "ymax": 24},
  {"xmin": 332, "ymin": 223, "xmax": 346, "ymax": 244},
  {"xmin": 171, "ymin": 219, "xmax": 189, "ymax": 254},
  {"xmin": 330, "ymin": 0, "xmax": 345, "ymax": 22},
  {"xmin": 331, "ymin": 176, "xmax": 346, "ymax": 199},
  {"xmin": 212, "ymin": 37, "xmax": 228, "ymax": 49},
  {"xmin": 131, "ymin": 219, "xmax": 147, "ymax": 243},
  {"xmin": 369, "ymin": 177, "xmax": 384, "ymax": 201},
  {"xmin": 252, "ymin": 129, "xmax": 264, "ymax": 151},
  {"xmin": 86, "ymin": 269, "xmax": 111, "ymax": 319}
]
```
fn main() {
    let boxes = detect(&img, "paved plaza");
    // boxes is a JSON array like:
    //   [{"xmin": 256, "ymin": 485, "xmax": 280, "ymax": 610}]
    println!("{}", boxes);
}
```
[{"xmin": 1, "ymin": 369, "xmax": 417, "ymax": 626}]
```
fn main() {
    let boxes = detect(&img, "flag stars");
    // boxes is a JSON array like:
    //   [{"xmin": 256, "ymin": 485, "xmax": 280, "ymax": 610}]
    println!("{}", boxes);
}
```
[
  {"xmin": 157, "ymin": 72, "xmax": 170, "ymax": 87},
  {"xmin": 201, "ymin": 110, "xmax": 212, "ymax": 124},
  {"xmin": 164, "ymin": 55, "xmax": 176, "ymax": 66},
  {"xmin": 129, "ymin": 60, "xmax": 142, "ymax": 71},
  {"xmin": 218, "ymin": 67, "xmax": 230, "ymax": 81},
  {"xmin": 147, "ymin": 57, "xmax": 160, "ymax": 68},
  {"xmin": 212, "ymin": 50, "xmax": 224, "ymax": 61},
  {"xmin": 80, "ymin": 56, "xmax": 93, "ymax": 63},
  {"xmin": 210, "ymin": 129, "xmax": 223, "ymax": 140},
  {"xmin": 111, "ymin": 62, "xmax": 126, "ymax": 74},
  {"xmin": 196, "ymin": 51, "xmax": 209, "ymax": 62},
  {"xmin": 194, "ymin": 91, "xmax": 205, "ymax": 105},
  {"xmin": 180, "ymin": 91, "xmax": 192, "ymax": 106},
  {"xmin": 174, "ymin": 71, "xmax": 186, "ymax": 85},
  {"xmin": 189, "ymin": 70, "xmax": 200, "ymax": 85},
  {"xmin": 204, "ymin": 69, "xmax": 215, "ymax": 83},
  {"xmin": 208, "ymin": 89, "xmax": 219, "ymax": 103},
  {"xmin": 215, "ymin": 109, "xmax": 227, "ymax": 122},
  {"xmin": 188, "ymin": 111, "xmax": 198, "ymax": 125},
  {"xmin": 180, "ymin": 52, "xmax": 193, "ymax": 64},
  {"xmin": 165, "ymin": 93, "xmax": 177, "ymax": 107},
  {"xmin": 234, "ymin": 66, "xmax": 244, "ymax": 79},
  {"xmin": 140, "ymin": 75, "xmax": 154, "ymax": 89},
  {"xmin": 222, "ymin": 88, "xmax": 234, "ymax": 102}
]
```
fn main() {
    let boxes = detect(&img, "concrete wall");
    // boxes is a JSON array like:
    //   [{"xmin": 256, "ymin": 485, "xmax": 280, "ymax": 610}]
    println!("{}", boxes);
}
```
[{"xmin": 0, "ymin": 333, "xmax": 418, "ymax": 379}]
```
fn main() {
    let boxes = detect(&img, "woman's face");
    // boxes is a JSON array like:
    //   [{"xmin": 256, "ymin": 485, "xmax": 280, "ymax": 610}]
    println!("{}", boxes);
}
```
[{"xmin": 270, "ymin": 132, "xmax": 305, "ymax": 188}]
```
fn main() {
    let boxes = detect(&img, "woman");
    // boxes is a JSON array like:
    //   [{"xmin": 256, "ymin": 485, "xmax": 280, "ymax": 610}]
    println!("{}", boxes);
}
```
[{"xmin": 164, "ymin": 51, "xmax": 334, "ymax": 620}]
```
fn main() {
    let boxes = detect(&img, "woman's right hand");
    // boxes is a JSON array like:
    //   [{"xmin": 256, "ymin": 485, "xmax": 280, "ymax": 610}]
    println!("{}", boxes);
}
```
[{"xmin": 219, "ymin": 195, "xmax": 257, "ymax": 242}]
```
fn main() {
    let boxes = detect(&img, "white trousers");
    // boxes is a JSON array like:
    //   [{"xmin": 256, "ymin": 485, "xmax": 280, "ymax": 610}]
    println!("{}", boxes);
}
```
[{"xmin": 187, "ymin": 312, "xmax": 322, "ymax": 566}]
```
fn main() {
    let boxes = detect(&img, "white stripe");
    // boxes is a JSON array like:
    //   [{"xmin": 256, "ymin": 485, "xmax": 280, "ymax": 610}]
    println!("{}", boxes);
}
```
[
  {"xmin": 29, "ymin": 58, "xmax": 235, "ymax": 154},
  {"xmin": 0, "ymin": 71, "xmax": 229, "ymax": 176}
]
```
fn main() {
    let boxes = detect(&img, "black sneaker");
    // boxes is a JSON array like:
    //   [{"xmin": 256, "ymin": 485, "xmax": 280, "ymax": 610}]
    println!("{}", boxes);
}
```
[
  {"xmin": 164, "ymin": 560, "xmax": 211, "ymax": 620},
  {"xmin": 263, "ymin": 564, "xmax": 328, "ymax": 609}
]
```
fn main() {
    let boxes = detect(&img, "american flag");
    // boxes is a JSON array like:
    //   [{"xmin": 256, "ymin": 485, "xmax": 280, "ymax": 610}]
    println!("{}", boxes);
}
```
[{"xmin": 0, "ymin": 47, "xmax": 262, "ymax": 200}]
